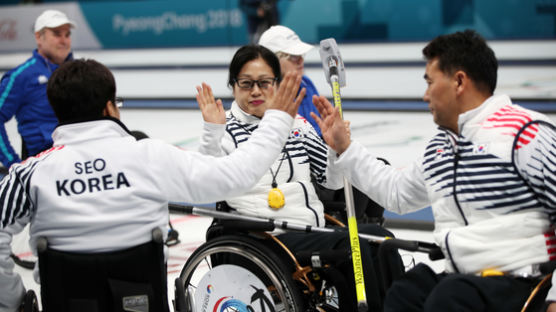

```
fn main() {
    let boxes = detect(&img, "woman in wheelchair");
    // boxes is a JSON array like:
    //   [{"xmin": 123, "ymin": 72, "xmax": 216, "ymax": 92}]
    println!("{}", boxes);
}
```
[{"xmin": 188, "ymin": 44, "xmax": 403, "ymax": 311}]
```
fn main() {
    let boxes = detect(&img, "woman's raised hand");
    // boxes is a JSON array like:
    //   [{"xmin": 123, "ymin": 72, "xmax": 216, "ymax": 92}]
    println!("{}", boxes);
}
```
[
  {"xmin": 268, "ymin": 71, "xmax": 306, "ymax": 118},
  {"xmin": 196, "ymin": 82, "xmax": 226, "ymax": 124}
]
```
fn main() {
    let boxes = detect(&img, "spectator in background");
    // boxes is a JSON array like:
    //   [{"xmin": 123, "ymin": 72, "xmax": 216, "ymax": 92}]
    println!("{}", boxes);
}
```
[
  {"xmin": 239, "ymin": 0, "xmax": 279, "ymax": 43},
  {"xmin": 259, "ymin": 25, "xmax": 387, "ymax": 226},
  {"xmin": 0, "ymin": 9, "xmax": 74, "ymax": 169},
  {"xmin": 259, "ymin": 25, "xmax": 323, "ymax": 136}
]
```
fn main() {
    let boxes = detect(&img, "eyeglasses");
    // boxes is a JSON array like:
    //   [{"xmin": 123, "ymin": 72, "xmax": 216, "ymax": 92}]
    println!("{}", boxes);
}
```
[
  {"xmin": 278, "ymin": 53, "xmax": 304, "ymax": 63},
  {"xmin": 235, "ymin": 78, "xmax": 277, "ymax": 90},
  {"xmin": 114, "ymin": 97, "xmax": 124, "ymax": 108}
]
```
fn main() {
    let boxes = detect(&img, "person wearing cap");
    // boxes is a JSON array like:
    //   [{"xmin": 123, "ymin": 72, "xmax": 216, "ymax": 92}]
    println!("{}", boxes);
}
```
[
  {"xmin": 260, "ymin": 25, "xmax": 388, "ymax": 226},
  {"xmin": 259, "ymin": 25, "xmax": 323, "ymax": 137},
  {"xmin": 0, "ymin": 9, "xmax": 75, "ymax": 169}
]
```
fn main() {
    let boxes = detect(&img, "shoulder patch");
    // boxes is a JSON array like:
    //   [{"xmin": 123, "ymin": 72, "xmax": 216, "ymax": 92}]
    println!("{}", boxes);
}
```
[{"xmin": 482, "ymin": 105, "xmax": 538, "ymax": 149}]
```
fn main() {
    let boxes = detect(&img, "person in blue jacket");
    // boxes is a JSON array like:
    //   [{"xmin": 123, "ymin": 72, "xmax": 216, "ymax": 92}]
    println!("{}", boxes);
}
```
[
  {"xmin": 0, "ymin": 9, "xmax": 75, "ymax": 168},
  {"xmin": 259, "ymin": 25, "xmax": 322, "ymax": 136}
]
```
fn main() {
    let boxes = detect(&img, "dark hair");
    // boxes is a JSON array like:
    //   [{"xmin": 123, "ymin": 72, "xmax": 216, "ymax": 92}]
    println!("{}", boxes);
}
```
[
  {"xmin": 47, "ymin": 59, "xmax": 116, "ymax": 123},
  {"xmin": 422, "ymin": 29, "xmax": 498, "ymax": 95},
  {"xmin": 227, "ymin": 44, "xmax": 281, "ymax": 88}
]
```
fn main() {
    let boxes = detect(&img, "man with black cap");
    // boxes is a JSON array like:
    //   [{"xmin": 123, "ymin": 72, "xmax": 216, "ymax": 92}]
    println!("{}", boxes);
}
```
[{"xmin": 0, "ymin": 9, "xmax": 75, "ymax": 169}]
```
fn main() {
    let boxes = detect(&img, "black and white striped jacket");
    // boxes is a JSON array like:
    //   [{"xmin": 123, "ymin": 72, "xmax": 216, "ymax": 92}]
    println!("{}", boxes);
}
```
[
  {"xmin": 199, "ymin": 102, "xmax": 344, "ymax": 229},
  {"xmin": 335, "ymin": 94, "xmax": 556, "ymax": 275}
]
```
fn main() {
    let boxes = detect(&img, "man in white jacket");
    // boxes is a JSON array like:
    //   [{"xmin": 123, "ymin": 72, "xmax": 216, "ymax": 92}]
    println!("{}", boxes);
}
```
[
  {"xmin": 0, "ymin": 59, "xmax": 303, "ymax": 311},
  {"xmin": 312, "ymin": 30, "xmax": 556, "ymax": 311}
]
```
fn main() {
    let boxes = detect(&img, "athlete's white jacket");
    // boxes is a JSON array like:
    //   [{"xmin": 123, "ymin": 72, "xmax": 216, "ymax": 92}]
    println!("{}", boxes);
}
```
[
  {"xmin": 0, "ymin": 110, "xmax": 293, "ymax": 312},
  {"xmin": 335, "ymin": 94, "xmax": 556, "ymax": 277},
  {"xmin": 199, "ymin": 102, "xmax": 344, "ymax": 229}
]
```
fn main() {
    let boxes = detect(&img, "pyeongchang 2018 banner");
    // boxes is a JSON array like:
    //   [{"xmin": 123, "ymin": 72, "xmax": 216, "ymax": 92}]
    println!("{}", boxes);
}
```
[
  {"xmin": 0, "ymin": 0, "xmax": 553, "ymax": 52},
  {"xmin": 79, "ymin": 0, "xmax": 247, "ymax": 48}
]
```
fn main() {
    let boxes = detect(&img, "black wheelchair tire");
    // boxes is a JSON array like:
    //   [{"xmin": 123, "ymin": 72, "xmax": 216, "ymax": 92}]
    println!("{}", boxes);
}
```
[{"xmin": 177, "ymin": 234, "xmax": 304, "ymax": 312}]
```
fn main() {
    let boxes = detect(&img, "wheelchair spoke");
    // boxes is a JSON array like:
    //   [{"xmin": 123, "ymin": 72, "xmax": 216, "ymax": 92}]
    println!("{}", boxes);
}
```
[{"xmin": 202, "ymin": 256, "xmax": 212, "ymax": 270}]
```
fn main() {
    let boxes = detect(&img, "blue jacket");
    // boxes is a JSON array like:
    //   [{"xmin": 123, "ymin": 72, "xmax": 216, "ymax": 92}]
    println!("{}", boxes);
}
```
[
  {"xmin": 298, "ymin": 75, "xmax": 322, "ymax": 137},
  {"xmin": 0, "ymin": 50, "xmax": 72, "ymax": 167}
]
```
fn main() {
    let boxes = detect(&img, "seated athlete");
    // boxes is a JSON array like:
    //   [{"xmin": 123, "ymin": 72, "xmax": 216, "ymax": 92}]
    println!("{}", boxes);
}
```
[
  {"xmin": 196, "ymin": 44, "xmax": 402, "ymax": 311},
  {"xmin": 0, "ymin": 58, "xmax": 303, "ymax": 311}
]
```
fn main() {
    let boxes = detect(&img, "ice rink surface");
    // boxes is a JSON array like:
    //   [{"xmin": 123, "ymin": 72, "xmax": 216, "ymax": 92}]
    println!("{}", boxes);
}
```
[{"xmin": 9, "ymin": 107, "xmax": 556, "ymax": 309}]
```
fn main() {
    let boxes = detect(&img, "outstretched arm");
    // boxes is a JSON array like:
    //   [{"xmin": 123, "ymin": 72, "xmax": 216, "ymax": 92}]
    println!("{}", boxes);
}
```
[
  {"xmin": 310, "ymin": 95, "xmax": 351, "ymax": 155},
  {"xmin": 163, "ymin": 72, "xmax": 306, "ymax": 204}
]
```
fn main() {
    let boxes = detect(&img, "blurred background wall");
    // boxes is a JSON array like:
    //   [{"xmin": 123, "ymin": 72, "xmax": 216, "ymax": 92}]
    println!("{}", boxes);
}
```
[{"xmin": 1, "ymin": 0, "xmax": 554, "ymax": 51}]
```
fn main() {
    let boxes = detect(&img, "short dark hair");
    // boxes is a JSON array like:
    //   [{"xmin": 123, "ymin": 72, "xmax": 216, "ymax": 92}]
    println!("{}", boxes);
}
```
[
  {"xmin": 227, "ymin": 44, "xmax": 281, "ymax": 88},
  {"xmin": 423, "ymin": 29, "xmax": 498, "ymax": 95},
  {"xmin": 47, "ymin": 59, "xmax": 116, "ymax": 123}
]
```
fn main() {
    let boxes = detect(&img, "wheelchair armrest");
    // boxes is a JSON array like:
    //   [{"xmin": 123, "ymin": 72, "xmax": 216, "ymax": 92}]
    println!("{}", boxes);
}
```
[
  {"xmin": 36, "ymin": 237, "xmax": 48, "ymax": 253},
  {"xmin": 152, "ymin": 228, "xmax": 163, "ymax": 244},
  {"xmin": 174, "ymin": 277, "xmax": 187, "ymax": 312},
  {"xmin": 20, "ymin": 289, "xmax": 39, "ymax": 312},
  {"xmin": 427, "ymin": 245, "xmax": 444, "ymax": 261}
]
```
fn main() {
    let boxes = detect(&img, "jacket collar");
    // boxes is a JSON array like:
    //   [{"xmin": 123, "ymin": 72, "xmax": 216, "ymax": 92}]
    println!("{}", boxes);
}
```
[
  {"xmin": 230, "ymin": 101, "xmax": 262, "ymax": 126},
  {"xmin": 33, "ymin": 49, "xmax": 74, "ymax": 72},
  {"xmin": 457, "ymin": 94, "xmax": 512, "ymax": 135},
  {"xmin": 52, "ymin": 118, "xmax": 132, "ymax": 146}
]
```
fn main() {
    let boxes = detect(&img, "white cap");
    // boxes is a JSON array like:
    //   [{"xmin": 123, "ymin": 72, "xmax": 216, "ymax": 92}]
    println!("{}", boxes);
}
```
[
  {"xmin": 34, "ymin": 10, "xmax": 76, "ymax": 33},
  {"xmin": 259, "ymin": 25, "xmax": 313, "ymax": 55}
]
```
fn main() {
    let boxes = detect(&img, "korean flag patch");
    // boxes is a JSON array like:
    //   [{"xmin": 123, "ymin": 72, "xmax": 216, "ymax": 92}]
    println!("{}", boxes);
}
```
[{"xmin": 473, "ymin": 143, "xmax": 488, "ymax": 155}]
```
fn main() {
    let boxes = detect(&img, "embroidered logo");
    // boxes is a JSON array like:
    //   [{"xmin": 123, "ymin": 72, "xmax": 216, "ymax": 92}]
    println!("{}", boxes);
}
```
[
  {"xmin": 122, "ymin": 295, "xmax": 148, "ymax": 312},
  {"xmin": 38, "ymin": 75, "xmax": 48, "ymax": 84},
  {"xmin": 473, "ymin": 143, "xmax": 488, "ymax": 154},
  {"xmin": 434, "ymin": 148, "xmax": 445, "ymax": 159},
  {"xmin": 290, "ymin": 128, "xmax": 303, "ymax": 138}
]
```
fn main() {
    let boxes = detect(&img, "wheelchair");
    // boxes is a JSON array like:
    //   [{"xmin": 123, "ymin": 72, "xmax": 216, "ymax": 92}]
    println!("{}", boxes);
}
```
[
  {"xmin": 22, "ymin": 228, "xmax": 169, "ymax": 312},
  {"xmin": 173, "ymin": 201, "xmax": 402, "ymax": 312},
  {"xmin": 175, "ymin": 232, "xmax": 312, "ymax": 311}
]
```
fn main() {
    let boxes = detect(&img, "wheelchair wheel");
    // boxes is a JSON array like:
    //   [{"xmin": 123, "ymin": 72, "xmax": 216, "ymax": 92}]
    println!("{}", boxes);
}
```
[{"xmin": 176, "ymin": 234, "xmax": 304, "ymax": 312}]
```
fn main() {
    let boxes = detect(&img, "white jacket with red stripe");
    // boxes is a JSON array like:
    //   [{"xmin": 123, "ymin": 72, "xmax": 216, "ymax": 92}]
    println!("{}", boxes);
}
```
[{"xmin": 335, "ymin": 94, "xmax": 556, "ymax": 277}]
